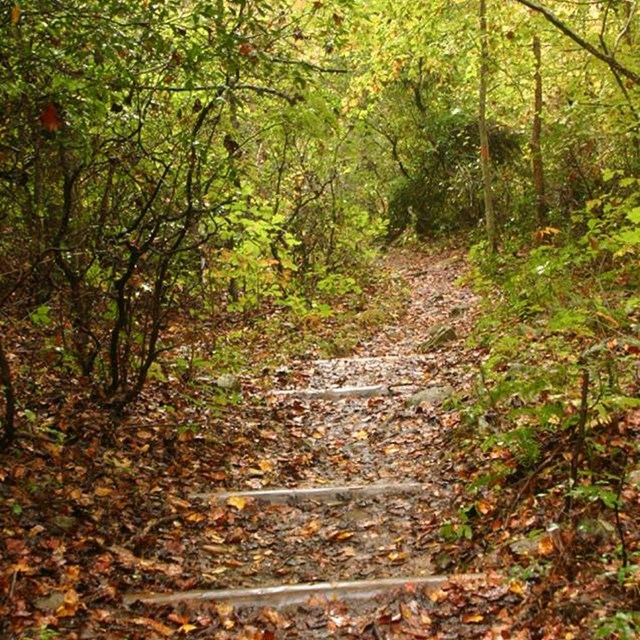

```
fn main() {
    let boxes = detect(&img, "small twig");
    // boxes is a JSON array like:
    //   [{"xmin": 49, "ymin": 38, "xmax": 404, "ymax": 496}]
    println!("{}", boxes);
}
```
[
  {"xmin": 9, "ymin": 570, "xmax": 18, "ymax": 599},
  {"xmin": 566, "ymin": 369, "xmax": 590, "ymax": 517},
  {"xmin": 123, "ymin": 514, "xmax": 177, "ymax": 548},
  {"xmin": 614, "ymin": 450, "xmax": 629, "ymax": 567}
]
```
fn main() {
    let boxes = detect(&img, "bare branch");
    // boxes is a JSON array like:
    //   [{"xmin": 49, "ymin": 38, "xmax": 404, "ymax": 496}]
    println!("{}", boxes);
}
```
[{"xmin": 514, "ymin": 0, "xmax": 640, "ymax": 86}]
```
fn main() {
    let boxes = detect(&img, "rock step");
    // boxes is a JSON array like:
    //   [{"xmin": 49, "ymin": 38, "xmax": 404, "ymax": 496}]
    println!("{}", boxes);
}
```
[
  {"xmin": 123, "ymin": 574, "xmax": 482, "ymax": 608},
  {"xmin": 191, "ymin": 482, "xmax": 426, "ymax": 503},
  {"xmin": 271, "ymin": 384, "xmax": 418, "ymax": 400},
  {"xmin": 310, "ymin": 354, "xmax": 432, "ymax": 366}
]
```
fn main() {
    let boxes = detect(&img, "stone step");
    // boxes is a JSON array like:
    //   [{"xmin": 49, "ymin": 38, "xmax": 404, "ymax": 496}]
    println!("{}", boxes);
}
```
[
  {"xmin": 311, "ymin": 354, "xmax": 431, "ymax": 366},
  {"xmin": 272, "ymin": 384, "xmax": 418, "ymax": 401},
  {"xmin": 123, "ymin": 574, "xmax": 482, "ymax": 608},
  {"xmin": 191, "ymin": 482, "xmax": 425, "ymax": 503}
]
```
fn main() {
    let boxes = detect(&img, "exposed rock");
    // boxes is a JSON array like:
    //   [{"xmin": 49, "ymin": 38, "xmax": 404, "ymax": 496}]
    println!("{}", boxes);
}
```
[
  {"xmin": 576, "ymin": 518, "xmax": 615, "ymax": 543},
  {"xmin": 406, "ymin": 384, "xmax": 454, "ymax": 408},
  {"xmin": 274, "ymin": 385, "xmax": 391, "ymax": 400},
  {"xmin": 509, "ymin": 533, "xmax": 544, "ymax": 556},
  {"xmin": 418, "ymin": 323, "xmax": 457, "ymax": 352},
  {"xmin": 215, "ymin": 373, "xmax": 241, "ymax": 392},
  {"xmin": 449, "ymin": 304, "xmax": 471, "ymax": 318}
]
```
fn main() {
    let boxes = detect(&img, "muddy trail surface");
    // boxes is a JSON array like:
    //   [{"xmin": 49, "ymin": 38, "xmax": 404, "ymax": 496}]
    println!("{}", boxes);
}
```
[{"xmin": 2, "ymin": 250, "xmax": 531, "ymax": 639}]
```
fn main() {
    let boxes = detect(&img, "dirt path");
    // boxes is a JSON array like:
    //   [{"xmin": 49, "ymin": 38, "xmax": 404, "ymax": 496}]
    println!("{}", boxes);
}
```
[
  {"xmin": 9, "ymin": 250, "xmax": 532, "ymax": 638},
  {"xmin": 115, "ymin": 251, "xmax": 529, "ymax": 637}
]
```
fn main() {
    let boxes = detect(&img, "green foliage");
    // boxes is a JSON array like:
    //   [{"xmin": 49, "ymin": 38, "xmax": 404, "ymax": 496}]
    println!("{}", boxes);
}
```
[{"xmin": 595, "ymin": 612, "xmax": 640, "ymax": 640}]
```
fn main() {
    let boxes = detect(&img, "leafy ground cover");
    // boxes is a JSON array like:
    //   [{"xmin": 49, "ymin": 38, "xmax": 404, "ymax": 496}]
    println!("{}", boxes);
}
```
[{"xmin": 1, "ymin": 247, "xmax": 639, "ymax": 639}]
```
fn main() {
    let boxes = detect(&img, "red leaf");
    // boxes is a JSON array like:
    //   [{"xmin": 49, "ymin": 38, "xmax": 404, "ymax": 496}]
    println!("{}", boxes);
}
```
[{"xmin": 40, "ymin": 103, "xmax": 62, "ymax": 132}]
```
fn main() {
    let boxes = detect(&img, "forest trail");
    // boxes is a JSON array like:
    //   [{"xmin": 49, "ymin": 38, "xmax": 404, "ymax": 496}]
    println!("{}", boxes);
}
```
[
  {"xmin": 118, "ymin": 251, "xmax": 527, "ymax": 637},
  {"xmin": 7, "ymin": 251, "xmax": 531, "ymax": 638}
]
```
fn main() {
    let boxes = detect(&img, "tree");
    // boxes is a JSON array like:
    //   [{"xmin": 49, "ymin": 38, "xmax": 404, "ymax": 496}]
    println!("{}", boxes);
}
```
[
  {"xmin": 531, "ymin": 35, "xmax": 548, "ymax": 227},
  {"xmin": 0, "ymin": 335, "xmax": 15, "ymax": 449},
  {"xmin": 479, "ymin": 0, "xmax": 498, "ymax": 252}
]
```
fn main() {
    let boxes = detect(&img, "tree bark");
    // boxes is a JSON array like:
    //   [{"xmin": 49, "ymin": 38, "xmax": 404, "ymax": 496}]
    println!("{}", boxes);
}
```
[
  {"xmin": 531, "ymin": 35, "xmax": 548, "ymax": 227},
  {"xmin": 0, "ymin": 334, "xmax": 16, "ymax": 449},
  {"xmin": 479, "ymin": 0, "xmax": 498, "ymax": 252}
]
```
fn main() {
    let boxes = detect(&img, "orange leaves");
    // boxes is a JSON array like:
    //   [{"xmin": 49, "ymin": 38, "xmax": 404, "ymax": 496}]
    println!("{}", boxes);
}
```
[
  {"xmin": 534, "ymin": 226, "xmax": 560, "ymax": 243},
  {"xmin": 238, "ymin": 42, "xmax": 257, "ymax": 60},
  {"xmin": 11, "ymin": 4, "xmax": 20, "ymax": 24}
]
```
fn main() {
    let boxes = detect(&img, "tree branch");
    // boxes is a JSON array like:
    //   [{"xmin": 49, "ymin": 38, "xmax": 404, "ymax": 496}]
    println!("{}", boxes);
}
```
[
  {"xmin": 514, "ymin": 0, "xmax": 640, "ymax": 86},
  {"xmin": 139, "ymin": 83, "xmax": 299, "ymax": 104}
]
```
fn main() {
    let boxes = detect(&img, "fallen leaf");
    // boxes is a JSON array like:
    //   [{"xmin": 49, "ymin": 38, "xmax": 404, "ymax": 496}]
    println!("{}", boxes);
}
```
[
  {"xmin": 186, "ymin": 512, "xmax": 206, "ymax": 523},
  {"xmin": 300, "ymin": 520, "xmax": 322, "ymax": 536},
  {"xmin": 132, "ymin": 617, "xmax": 175, "ymax": 637},
  {"xmin": 227, "ymin": 495, "xmax": 248, "ymax": 510},
  {"xmin": 537, "ymin": 535, "xmax": 554, "ymax": 556},
  {"xmin": 328, "ymin": 530, "xmax": 354, "ymax": 542},
  {"xmin": 509, "ymin": 579, "xmax": 526, "ymax": 595},
  {"xmin": 462, "ymin": 613, "xmax": 484, "ymax": 623},
  {"xmin": 216, "ymin": 602, "xmax": 234, "ymax": 618},
  {"xmin": 56, "ymin": 589, "xmax": 81, "ymax": 618}
]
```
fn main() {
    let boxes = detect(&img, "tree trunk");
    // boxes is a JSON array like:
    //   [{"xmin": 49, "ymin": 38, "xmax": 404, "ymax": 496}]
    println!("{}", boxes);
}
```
[
  {"xmin": 531, "ymin": 35, "xmax": 548, "ymax": 227},
  {"xmin": 479, "ymin": 0, "xmax": 497, "ymax": 252},
  {"xmin": 0, "ymin": 334, "xmax": 16, "ymax": 449}
]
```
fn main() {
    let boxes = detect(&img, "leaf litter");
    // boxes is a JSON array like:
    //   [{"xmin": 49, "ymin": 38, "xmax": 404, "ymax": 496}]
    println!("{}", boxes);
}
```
[{"xmin": 3, "ymin": 248, "xmax": 621, "ymax": 638}]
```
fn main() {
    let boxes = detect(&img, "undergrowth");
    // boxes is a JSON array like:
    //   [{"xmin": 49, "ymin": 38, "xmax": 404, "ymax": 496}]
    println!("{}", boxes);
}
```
[{"xmin": 462, "ymin": 172, "xmax": 640, "ymax": 636}]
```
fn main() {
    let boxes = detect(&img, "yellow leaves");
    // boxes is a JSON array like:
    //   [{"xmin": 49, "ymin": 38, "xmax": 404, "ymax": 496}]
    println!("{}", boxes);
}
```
[
  {"xmin": 327, "ymin": 529, "xmax": 354, "ymax": 542},
  {"xmin": 185, "ymin": 511, "xmax": 206, "ymax": 523},
  {"xmin": 94, "ymin": 486, "xmax": 113, "ymax": 497},
  {"xmin": 247, "ymin": 458, "xmax": 274, "ymax": 476},
  {"xmin": 9, "ymin": 562, "xmax": 34, "ymax": 575},
  {"xmin": 596, "ymin": 311, "xmax": 619, "ymax": 328},
  {"xmin": 68, "ymin": 488, "xmax": 84, "ymax": 501},
  {"xmin": 534, "ymin": 226, "xmax": 560, "ymax": 243},
  {"xmin": 387, "ymin": 550, "xmax": 408, "ymax": 563},
  {"xmin": 216, "ymin": 602, "xmax": 235, "ymax": 629},
  {"xmin": 226, "ymin": 495, "xmax": 248, "ymax": 510},
  {"xmin": 462, "ymin": 613, "xmax": 484, "ymax": 624},
  {"xmin": 429, "ymin": 588, "xmax": 448, "ymax": 603},
  {"xmin": 300, "ymin": 519, "xmax": 322, "ymax": 536},
  {"xmin": 312, "ymin": 425, "xmax": 326, "ymax": 438},
  {"xmin": 354, "ymin": 429, "xmax": 368, "ymax": 441},
  {"xmin": 56, "ymin": 589, "xmax": 81, "ymax": 618},
  {"xmin": 509, "ymin": 579, "xmax": 527, "ymax": 596},
  {"xmin": 384, "ymin": 444, "xmax": 400, "ymax": 455}
]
